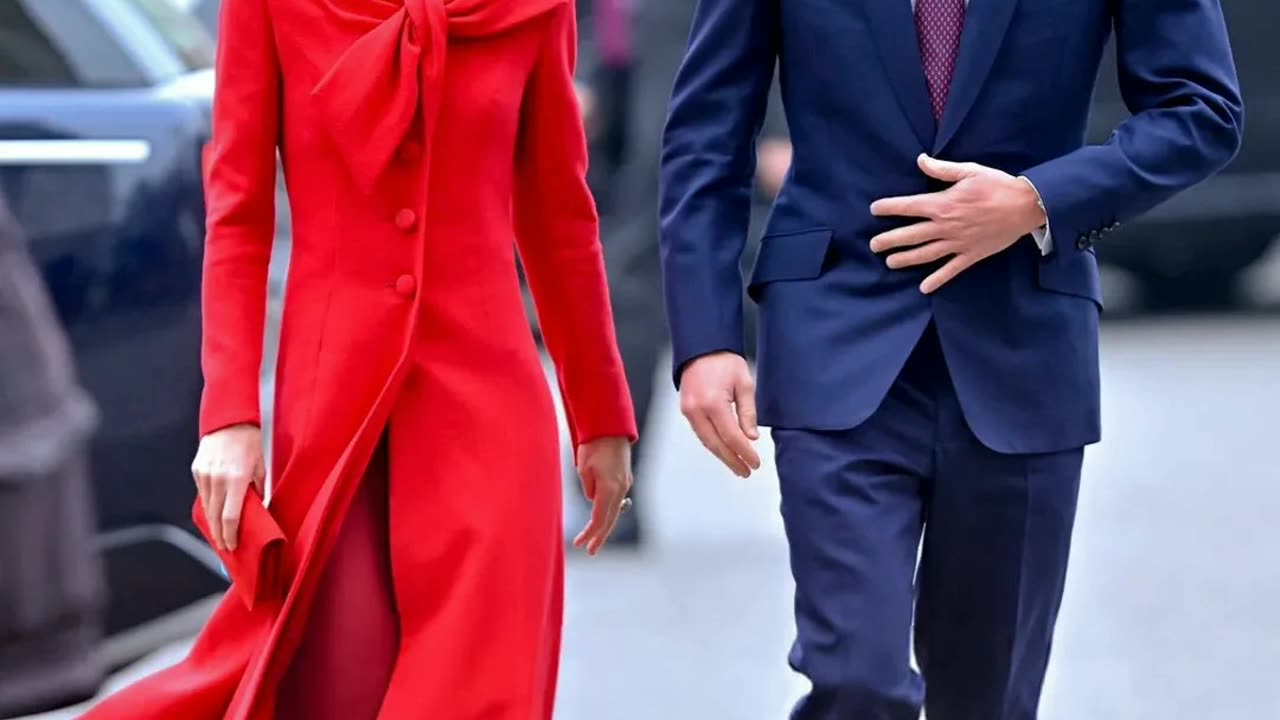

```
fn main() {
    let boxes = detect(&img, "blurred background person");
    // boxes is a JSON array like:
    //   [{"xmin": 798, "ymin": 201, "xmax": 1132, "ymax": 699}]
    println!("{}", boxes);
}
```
[
  {"xmin": 577, "ymin": 0, "xmax": 790, "ymax": 546},
  {"xmin": 576, "ymin": 0, "xmax": 634, "ymax": 215},
  {"xmin": 0, "ymin": 191, "xmax": 104, "ymax": 717}
]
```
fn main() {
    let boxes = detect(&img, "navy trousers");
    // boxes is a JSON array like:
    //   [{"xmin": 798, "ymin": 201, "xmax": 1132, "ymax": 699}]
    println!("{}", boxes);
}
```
[{"xmin": 777, "ymin": 326, "xmax": 1083, "ymax": 720}]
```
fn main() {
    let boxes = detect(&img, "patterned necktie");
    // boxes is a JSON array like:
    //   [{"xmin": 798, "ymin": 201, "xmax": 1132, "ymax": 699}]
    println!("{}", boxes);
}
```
[{"xmin": 915, "ymin": 0, "xmax": 967, "ymax": 122}]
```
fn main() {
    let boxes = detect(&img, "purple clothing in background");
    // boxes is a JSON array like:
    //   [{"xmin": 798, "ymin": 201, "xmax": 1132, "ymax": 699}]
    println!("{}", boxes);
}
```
[{"xmin": 594, "ymin": 0, "xmax": 632, "ymax": 66}]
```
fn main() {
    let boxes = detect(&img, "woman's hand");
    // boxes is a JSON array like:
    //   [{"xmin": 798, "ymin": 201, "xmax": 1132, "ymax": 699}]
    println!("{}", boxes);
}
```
[
  {"xmin": 574, "ymin": 81, "xmax": 599, "ymax": 139},
  {"xmin": 191, "ymin": 423, "xmax": 265, "ymax": 552},
  {"xmin": 572, "ymin": 436, "xmax": 633, "ymax": 555}
]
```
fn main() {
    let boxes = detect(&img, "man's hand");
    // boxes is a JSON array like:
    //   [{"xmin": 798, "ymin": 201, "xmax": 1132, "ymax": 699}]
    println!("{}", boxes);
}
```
[
  {"xmin": 869, "ymin": 154, "xmax": 1048, "ymax": 294},
  {"xmin": 756, "ymin": 138, "xmax": 793, "ymax": 200},
  {"xmin": 679, "ymin": 352, "xmax": 761, "ymax": 478},
  {"xmin": 573, "ymin": 436, "xmax": 633, "ymax": 555},
  {"xmin": 191, "ymin": 423, "xmax": 265, "ymax": 552}
]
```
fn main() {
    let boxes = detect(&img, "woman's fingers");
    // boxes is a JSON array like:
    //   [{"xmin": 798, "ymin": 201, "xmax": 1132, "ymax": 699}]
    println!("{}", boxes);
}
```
[
  {"xmin": 574, "ymin": 467, "xmax": 609, "ymax": 551},
  {"xmin": 190, "ymin": 424, "xmax": 265, "ymax": 552},
  {"xmin": 220, "ymin": 469, "xmax": 251, "ymax": 552},
  {"xmin": 573, "ymin": 437, "xmax": 634, "ymax": 555},
  {"xmin": 252, "ymin": 457, "xmax": 267, "ymax": 495},
  {"xmin": 578, "ymin": 459, "xmax": 598, "ymax": 503},
  {"xmin": 203, "ymin": 472, "xmax": 227, "ymax": 550},
  {"xmin": 590, "ymin": 482, "xmax": 627, "ymax": 555},
  {"xmin": 192, "ymin": 463, "xmax": 209, "ymax": 504},
  {"xmin": 573, "ymin": 468, "xmax": 632, "ymax": 555},
  {"xmin": 586, "ymin": 478, "xmax": 629, "ymax": 555}
]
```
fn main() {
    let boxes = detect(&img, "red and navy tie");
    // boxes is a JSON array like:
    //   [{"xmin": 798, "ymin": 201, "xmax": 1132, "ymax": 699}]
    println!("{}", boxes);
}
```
[{"xmin": 915, "ymin": 0, "xmax": 967, "ymax": 122}]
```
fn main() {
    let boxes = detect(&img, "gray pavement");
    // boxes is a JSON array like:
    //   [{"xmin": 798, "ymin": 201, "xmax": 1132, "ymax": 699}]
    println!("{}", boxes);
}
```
[
  {"xmin": 559, "ymin": 314, "xmax": 1280, "ymax": 720},
  {"xmin": 28, "ymin": 308, "xmax": 1280, "ymax": 720}
]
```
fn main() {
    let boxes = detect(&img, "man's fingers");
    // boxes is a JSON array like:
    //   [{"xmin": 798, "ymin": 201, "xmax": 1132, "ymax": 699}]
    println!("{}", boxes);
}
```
[
  {"xmin": 873, "ymin": 156, "xmax": 983, "ymax": 217},
  {"xmin": 220, "ymin": 474, "xmax": 250, "ymax": 552},
  {"xmin": 689, "ymin": 412, "xmax": 750, "ymax": 477},
  {"xmin": 870, "ymin": 221, "xmax": 944, "ymax": 253},
  {"xmin": 709, "ymin": 404, "xmax": 760, "ymax": 473},
  {"xmin": 885, "ymin": 239, "xmax": 957, "ymax": 270},
  {"xmin": 921, "ymin": 254, "xmax": 977, "ymax": 294},
  {"xmin": 917, "ymin": 153, "xmax": 979, "ymax": 182},
  {"xmin": 736, "ymin": 381, "xmax": 760, "ymax": 441},
  {"xmin": 870, "ymin": 193, "xmax": 938, "ymax": 219}
]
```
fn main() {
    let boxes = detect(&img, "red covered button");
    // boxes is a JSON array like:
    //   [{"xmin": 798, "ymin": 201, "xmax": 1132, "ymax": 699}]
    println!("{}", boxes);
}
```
[
  {"xmin": 394, "ymin": 274, "xmax": 416, "ymax": 298},
  {"xmin": 394, "ymin": 208, "xmax": 417, "ymax": 231}
]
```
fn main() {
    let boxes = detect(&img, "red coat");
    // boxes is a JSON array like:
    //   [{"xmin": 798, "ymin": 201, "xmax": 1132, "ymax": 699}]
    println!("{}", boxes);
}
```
[{"xmin": 84, "ymin": 1, "xmax": 636, "ymax": 718}]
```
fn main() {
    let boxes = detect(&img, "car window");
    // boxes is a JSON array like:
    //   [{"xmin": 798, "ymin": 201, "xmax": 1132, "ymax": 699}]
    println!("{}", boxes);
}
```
[
  {"xmin": 0, "ymin": 1, "xmax": 146, "ymax": 87},
  {"xmin": 161, "ymin": 0, "xmax": 221, "ymax": 37},
  {"xmin": 85, "ymin": 0, "xmax": 214, "ymax": 81},
  {"xmin": 120, "ymin": 0, "xmax": 216, "ymax": 71}
]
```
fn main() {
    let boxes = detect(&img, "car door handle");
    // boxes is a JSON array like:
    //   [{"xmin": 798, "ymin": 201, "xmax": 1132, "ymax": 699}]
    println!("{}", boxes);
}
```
[{"xmin": 0, "ymin": 138, "xmax": 151, "ymax": 165}]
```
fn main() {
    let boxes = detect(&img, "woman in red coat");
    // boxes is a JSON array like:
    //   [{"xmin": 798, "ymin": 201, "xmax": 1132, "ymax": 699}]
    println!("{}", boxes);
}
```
[{"xmin": 83, "ymin": 0, "xmax": 638, "ymax": 718}]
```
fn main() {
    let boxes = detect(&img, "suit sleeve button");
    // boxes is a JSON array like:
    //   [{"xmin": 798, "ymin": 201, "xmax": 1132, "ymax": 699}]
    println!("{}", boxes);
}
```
[
  {"xmin": 394, "ymin": 274, "xmax": 417, "ymax": 298},
  {"xmin": 1076, "ymin": 236, "xmax": 1090, "ymax": 249},
  {"xmin": 394, "ymin": 208, "xmax": 417, "ymax": 231}
]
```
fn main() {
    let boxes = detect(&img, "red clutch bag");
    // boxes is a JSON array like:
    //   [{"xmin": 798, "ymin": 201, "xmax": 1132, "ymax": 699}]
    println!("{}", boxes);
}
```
[{"xmin": 192, "ymin": 487, "xmax": 287, "ymax": 610}]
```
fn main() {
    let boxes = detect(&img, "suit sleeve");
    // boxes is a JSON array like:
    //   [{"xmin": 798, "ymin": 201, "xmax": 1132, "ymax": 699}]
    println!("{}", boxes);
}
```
[
  {"xmin": 658, "ymin": 0, "xmax": 779, "ymax": 387},
  {"xmin": 1021, "ymin": 0, "xmax": 1244, "ymax": 261},
  {"xmin": 198, "ymin": 0, "xmax": 281, "ymax": 437},
  {"xmin": 514, "ymin": 7, "xmax": 638, "ymax": 449}
]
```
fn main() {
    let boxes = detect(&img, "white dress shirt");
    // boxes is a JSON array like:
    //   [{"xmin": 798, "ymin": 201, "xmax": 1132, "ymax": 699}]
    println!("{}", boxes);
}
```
[{"xmin": 909, "ymin": 0, "xmax": 1054, "ymax": 254}]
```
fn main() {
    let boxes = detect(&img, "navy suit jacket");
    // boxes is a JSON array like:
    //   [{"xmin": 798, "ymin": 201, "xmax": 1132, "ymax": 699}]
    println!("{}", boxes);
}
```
[{"xmin": 659, "ymin": 0, "xmax": 1243, "ymax": 453}]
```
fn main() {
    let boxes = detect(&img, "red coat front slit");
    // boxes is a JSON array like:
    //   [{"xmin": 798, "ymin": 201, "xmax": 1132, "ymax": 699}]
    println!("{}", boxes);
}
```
[{"xmin": 82, "ymin": 0, "xmax": 637, "ymax": 718}]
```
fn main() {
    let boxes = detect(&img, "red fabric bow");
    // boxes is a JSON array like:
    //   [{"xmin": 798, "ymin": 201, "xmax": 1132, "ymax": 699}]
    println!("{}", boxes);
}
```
[{"xmin": 312, "ymin": 0, "xmax": 568, "ymax": 195}]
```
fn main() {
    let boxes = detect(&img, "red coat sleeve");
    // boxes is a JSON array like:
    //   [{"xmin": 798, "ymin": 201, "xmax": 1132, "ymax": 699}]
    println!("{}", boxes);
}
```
[
  {"xmin": 514, "ymin": 7, "xmax": 638, "ymax": 448},
  {"xmin": 198, "ymin": 0, "xmax": 281, "ymax": 437}
]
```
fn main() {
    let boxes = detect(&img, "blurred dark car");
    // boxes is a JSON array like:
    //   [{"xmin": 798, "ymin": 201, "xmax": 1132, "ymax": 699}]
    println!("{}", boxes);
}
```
[
  {"xmin": 1089, "ymin": 0, "xmax": 1278, "ymax": 304},
  {"xmin": 0, "ymin": 0, "xmax": 227, "ymax": 669}
]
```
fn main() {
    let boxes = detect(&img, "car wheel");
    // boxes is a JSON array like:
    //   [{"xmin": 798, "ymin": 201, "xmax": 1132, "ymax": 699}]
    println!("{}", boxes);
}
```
[
  {"xmin": 1139, "ymin": 266, "xmax": 1244, "ymax": 310},
  {"xmin": 1120, "ymin": 226, "xmax": 1275, "ymax": 310}
]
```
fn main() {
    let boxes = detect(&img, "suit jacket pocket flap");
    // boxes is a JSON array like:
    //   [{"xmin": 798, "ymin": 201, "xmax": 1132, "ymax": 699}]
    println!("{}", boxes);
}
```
[
  {"xmin": 1036, "ymin": 250, "xmax": 1103, "ymax": 308},
  {"xmin": 748, "ymin": 229, "xmax": 834, "ymax": 300}
]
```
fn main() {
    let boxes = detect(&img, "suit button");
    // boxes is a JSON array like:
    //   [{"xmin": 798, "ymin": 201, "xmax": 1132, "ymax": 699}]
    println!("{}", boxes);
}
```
[
  {"xmin": 394, "ymin": 274, "xmax": 416, "ymax": 298},
  {"xmin": 1076, "ymin": 235, "xmax": 1091, "ymax": 250},
  {"xmin": 394, "ymin": 208, "xmax": 417, "ymax": 231}
]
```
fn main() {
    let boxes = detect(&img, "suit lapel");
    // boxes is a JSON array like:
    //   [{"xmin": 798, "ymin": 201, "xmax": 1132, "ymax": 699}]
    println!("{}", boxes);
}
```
[
  {"xmin": 933, "ymin": 0, "xmax": 1020, "ymax": 152},
  {"xmin": 864, "ymin": 1, "xmax": 936, "ymax": 148}
]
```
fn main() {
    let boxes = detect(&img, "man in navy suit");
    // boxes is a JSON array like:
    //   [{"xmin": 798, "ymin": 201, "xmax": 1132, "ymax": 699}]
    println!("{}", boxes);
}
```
[{"xmin": 659, "ymin": 0, "xmax": 1243, "ymax": 717}]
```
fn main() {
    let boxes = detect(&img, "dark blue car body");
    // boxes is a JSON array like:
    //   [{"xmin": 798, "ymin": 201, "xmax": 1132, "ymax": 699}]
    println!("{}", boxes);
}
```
[{"xmin": 0, "ymin": 0, "xmax": 227, "ymax": 665}]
